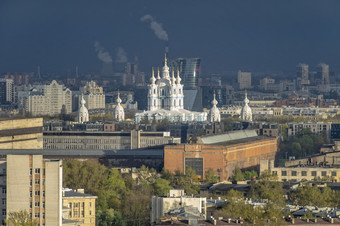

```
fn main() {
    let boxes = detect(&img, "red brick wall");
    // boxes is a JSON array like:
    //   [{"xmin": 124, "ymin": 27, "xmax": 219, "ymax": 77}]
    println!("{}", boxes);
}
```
[{"xmin": 164, "ymin": 138, "xmax": 278, "ymax": 181}]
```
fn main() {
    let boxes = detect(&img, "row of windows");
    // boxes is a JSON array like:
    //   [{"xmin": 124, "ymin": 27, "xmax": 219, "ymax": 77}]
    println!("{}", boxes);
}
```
[
  {"xmin": 30, "ymin": 201, "xmax": 45, "ymax": 208},
  {"xmin": 45, "ymin": 138, "xmax": 130, "ymax": 144},
  {"xmin": 30, "ymin": 168, "xmax": 45, "ymax": 175},
  {"xmin": 277, "ymin": 170, "xmax": 337, "ymax": 177},
  {"xmin": 30, "ymin": 179, "xmax": 45, "ymax": 186}
]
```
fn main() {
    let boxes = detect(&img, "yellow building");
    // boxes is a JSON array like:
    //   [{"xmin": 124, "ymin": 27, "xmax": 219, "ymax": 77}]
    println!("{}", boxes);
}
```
[{"xmin": 62, "ymin": 189, "xmax": 97, "ymax": 226}]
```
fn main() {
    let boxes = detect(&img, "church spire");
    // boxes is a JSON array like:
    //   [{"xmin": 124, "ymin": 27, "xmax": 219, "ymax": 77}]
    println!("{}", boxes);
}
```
[
  {"xmin": 176, "ymin": 68, "xmax": 181, "ymax": 84},
  {"xmin": 157, "ymin": 67, "xmax": 161, "ymax": 80},
  {"xmin": 150, "ymin": 67, "xmax": 156, "ymax": 84}
]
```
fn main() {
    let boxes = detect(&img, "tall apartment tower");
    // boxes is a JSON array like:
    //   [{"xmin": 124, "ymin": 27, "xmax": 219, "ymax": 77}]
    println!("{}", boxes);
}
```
[
  {"xmin": 0, "ymin": 79, "xmax": 14, "ymax": 104},
  {"xmin": 171, "ymin": 58, "xmax": 201, "ymax": 89},
  {"xmin": 297, "ymin": 63, "xmax": 309, "ymax": 85},
  {"xmin": 237, "ymin": 70, "xmax": 252, "ymax": 90},
  {"xmin": 317, "ymin": 63, "xmax": 330, "ymax": 85},
  {"xmin": 0, "ymin": 155, "xmax": 62, "ymax": 226}
]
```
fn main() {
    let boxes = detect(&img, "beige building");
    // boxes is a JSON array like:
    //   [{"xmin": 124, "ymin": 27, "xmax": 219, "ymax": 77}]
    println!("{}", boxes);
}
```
[
  {"xmin": 0, "ymin": 155, "xmax": 62, "ymax": 226},
  {"xmin": 151, "ymin": 189, "xmax": 207, "ymax": 224},
  {"xmin": 43, "ymin": 130, "xmax": 180, "ymax": 150},
  {"xmin": 260, "ymin": 160, "xmax": 340, "ymax": 182},
  {"xmin": 80, "ymin": 81, "xmax": 105, "ymax": 110},
  {"xmin": 62, "ymin": 189, "xmax": 97, "ymax": 226},
  {"xmin": 0, "ymin": 118, "xmax": 43, "ymax": 149},
  {"xmin": 18, "ymin": 80, "xmax": 72, "ymax": 116}
]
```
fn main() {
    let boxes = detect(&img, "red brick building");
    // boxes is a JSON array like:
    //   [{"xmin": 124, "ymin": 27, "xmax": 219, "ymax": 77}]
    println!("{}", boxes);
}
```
[{"xmin": 164, "ymin": 137, "xmax": 278, "ymax": 181}]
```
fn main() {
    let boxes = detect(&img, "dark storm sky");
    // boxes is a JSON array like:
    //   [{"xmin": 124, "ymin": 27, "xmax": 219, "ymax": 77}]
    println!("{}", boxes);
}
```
[{"xmin": 1, "ymin": 0, "xmax": 340, "ymax": 76}]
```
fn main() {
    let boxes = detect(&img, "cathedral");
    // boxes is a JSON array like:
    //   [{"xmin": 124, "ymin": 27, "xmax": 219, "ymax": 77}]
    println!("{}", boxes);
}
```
[{"xmin": 135, "ymin": 54, "xmax": 208, "ymax": 123}]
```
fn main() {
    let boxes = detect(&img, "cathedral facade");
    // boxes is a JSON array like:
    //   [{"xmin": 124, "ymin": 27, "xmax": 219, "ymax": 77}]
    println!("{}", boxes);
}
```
[{"xmin": 135, "ymin": 54, "xmax": 207, "ymax": 123}]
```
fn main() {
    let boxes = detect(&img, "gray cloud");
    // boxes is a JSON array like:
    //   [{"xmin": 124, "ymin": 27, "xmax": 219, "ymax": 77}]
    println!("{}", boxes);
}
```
[
  {"xmin": 94, "ymin": 41, "xmax": 112, "ymax": 63},
  {"xmin": 116, "ymin": 47, "xmax": 128, "ymax": 63},
  {"xmin": 140, "ymin": 14, "xmax": 168, "ymax": 41}
]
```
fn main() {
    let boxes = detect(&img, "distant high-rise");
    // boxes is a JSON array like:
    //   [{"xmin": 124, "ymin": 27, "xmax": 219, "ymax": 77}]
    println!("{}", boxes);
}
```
[
  {"xmin": 297, "ymin": 63, "xmax": 309, "ymax": 85},
  {"xmin": 171, "ymin": 58, "xmax": 200, "ymax": 89},
  {"xmin": 317, "ymin": 63, "xmax": 330, "ymax": 85},
  {"xmin": 237, "ymin": 70, "xmax": 252, "ymax": 90},
  {"xmin": 0, "ymin": 78, "xmax": 14, "ymax": 104}
]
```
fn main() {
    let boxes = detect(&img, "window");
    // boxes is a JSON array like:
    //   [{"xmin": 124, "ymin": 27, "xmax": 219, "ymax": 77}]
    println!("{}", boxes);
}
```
[
  {"xmin": 2, "ymin": 209, "xmax": 5, "ymax": 217},
  {"xmin": 74, "ymin": 203, "xmax": 79, "ymax": 208},
  {"xmin": 82, "ymin": 202, "xmax": 85, "ymax": 208},
  {"xmin": 332, "ymin": 171, "xmax": 337, "ymax": 177},
  {"xmin": 74, "ymin": 211, "xmax": 78, "ymax": 217},
  {"xmin": 30, "ymin": 202, "xmax": 32, "ymax": 208},
  {"xmin": 34, "ymin": 212, "xmax": 39, "ymax": 218},
  {"xmin": 43, "ymin": 169, "xmax": 45, "ymax": 176},
  {"xmin": 89, "ymin": 202, "xmax": 92, "ymax": 207},
  {"xmin": 30, "ymin": 191, "xmax": 32, "ymax": 197},
  {"xmin": 35, "ymin": 168, "xmax": 40, "ymax": 174},
  {"xmin": 35, "ymin": 191, "xmax": 40, "ymax": 196},
  {"xmin": 2, "ymin": 188, "xmax": 6, "ymax": 194},
  {"xmin": 322, "ymin": 171, "xmax": 327, "ymax": 177},
  {"xmin": 81, "ymin": 211, "xmax": 84, "ymax": 217},
  {"xmin": 89, "ymin": 210, "xmax": 92, "ymax": 215},
  {"xmin": 2, "ymin": 199, "xmax": 5, "ymax": 205},
  {"xmin": 30, "ymin": 180, "xmax": 32, "ymax": 186},
  {"xmin": 301, "ymin": 171, "xmax": 307, "ymax": 176},
  {"xmin": 291, "ymin": 171, "xmax": 297, "ymax": 176},
  {"xmin": 35, "ymin": 179, "xmax": 40, "ymax": 185},
  {"xmin": 2, "ymin": 169, "xmax": 6, "ymax": 175},
  {"xmin": 312, "ymin": 171, "xmax": 317, "ymax": 177},
  {"xmin": 281, "ymin": 171, "xmax": 287, "ymax": 176},
  {"xmin": 43, "ymin": 202, "xmax": 45, "ymax": 208},
  {"xmin": 272, "ymin": 171, "xmax": 277, "ymax": 175},
  {"xmin": 43, "ymin": 213, "xmax": 45, "ymax": 219},
  {"xmin": 35, "ymin": 202, "xmax": 40, "ymax": 207},
  {"xmin": 30, "ymin": 168, "xmax": 32, "ymax": 175},
  {"xmin": 43, "ymin": 191, "xmax": 45, "ymax": 197}
]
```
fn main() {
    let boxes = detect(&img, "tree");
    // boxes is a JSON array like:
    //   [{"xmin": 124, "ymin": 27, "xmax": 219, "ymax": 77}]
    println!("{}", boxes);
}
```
[
  {"xmin": 63, "ymin": 159, "xmax": 108, "ymax": 195},
  {"xmin": 205, "ymin": 168, "xmax": 219, "ymax": 183},
  {"xmin": 152, "ymin": 178, "xmax": 173, "ymax": 196},
  {"xmin": 97, "ymin": 168, "xmax": 126, "ymax": 210},
  {"xmin": 96, "ymin": 209, "xmax": 124, "ymax": 226},
  {"xmin": 172, "ymin": 167, "xmax": 200, "ymax": 195},
  {"xmin": 244, "ymin": 170, "xmax": 258, "ymax": 180},
  {"xmin": 231, "ymin": 166, "xmax": 244, "ymax": 181},
  {"xmin": 6, "ymin": 211, "xmax": 37, "ymax": 226}
]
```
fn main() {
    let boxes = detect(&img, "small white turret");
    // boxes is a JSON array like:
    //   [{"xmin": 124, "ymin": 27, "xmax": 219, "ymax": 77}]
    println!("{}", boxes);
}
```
[
  {"xmin": 241, "ymin": 90, "xmax": 252, "ymax": 121},
  {"xmin": 77, "ymin": 94, "xmax": 89, "ymax": 123},
  {"xmin": 113, "ymin": 90, "xmax": 125, "ymax": 121},
  {"xmin": 208, "ymin": 91, "xmax": 221, "ymax": 122}
]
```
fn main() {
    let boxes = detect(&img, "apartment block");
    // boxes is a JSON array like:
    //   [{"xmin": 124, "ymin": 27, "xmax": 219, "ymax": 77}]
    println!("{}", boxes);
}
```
[{"xmin": 0, "ymin": 155, "xmax": 62, "ymax": 226}]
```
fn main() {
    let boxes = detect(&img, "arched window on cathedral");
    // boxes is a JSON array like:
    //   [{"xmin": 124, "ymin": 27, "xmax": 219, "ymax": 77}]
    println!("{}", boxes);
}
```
[
  {"xmin": 174, "ymin": 89, "xmax": 176, "ymax": 94},
  {"xmin": 174, "ymin": 100, "xmax": 177, "ymax": 106},
  {"xmin": 179, "ymin": 89, "xmax": 182, "ymax": 94},
  {"xmin": 161, "ymin": 99, "xmax": 165, "ymax": 108},
  {"xmin": 154, "ymin": 89, "xmax": 156, "ymax": 94},
  {"xmin": 162, "ymin": 89, "xmax": 165, "ymax": 96},
  {"xmin": 154, "ymin": 100, "xmax": 156, "ymax": 106}
]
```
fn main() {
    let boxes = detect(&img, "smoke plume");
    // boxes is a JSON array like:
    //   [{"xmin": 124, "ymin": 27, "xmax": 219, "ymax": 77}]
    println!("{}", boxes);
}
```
[
  {"xmin": 94, "ymin": 41, "xmax": 112, "ymax": 63},
  {"xmin": 116, "ymin": 47, "xmax": 128, "ymax": 63},
  {"xmin": 140, "ymin": 14, "xmax": 168, "ymax": 41}
]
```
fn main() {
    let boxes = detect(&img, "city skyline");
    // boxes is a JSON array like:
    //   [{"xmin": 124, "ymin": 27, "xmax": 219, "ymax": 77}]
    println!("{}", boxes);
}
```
[{"xmin": 1, "ymin": 0, "xmax": 340, "ymax": 76}]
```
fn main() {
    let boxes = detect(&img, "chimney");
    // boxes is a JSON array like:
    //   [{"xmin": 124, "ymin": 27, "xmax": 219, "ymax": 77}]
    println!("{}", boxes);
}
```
[{"xmin": 77, "ymin": 189, "xmax": 85, "ymax": 194}]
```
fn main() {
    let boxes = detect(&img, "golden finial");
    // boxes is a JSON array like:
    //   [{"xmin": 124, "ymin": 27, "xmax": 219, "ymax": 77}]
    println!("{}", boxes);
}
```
[
  {"xmin": 164, "ymin": 52, "xmax": 167, "ymax": 65},
  {"xmin": 177, "ymin": 67, "xmax": 179, "ymax": 76},
  {"xmin": 214, "ymin": 90, "xmax": 216, "ymax": 98},
  {"xmin": 152, "ymin": 67, "xmax": 154, "ymax": 76},
  {"xmin": 117, "ymin": 89, "xmax": 120, "ymax": 96},
  {"xmin": 245, "ymin": 89, "xmax": 247, "ymax": 97}
]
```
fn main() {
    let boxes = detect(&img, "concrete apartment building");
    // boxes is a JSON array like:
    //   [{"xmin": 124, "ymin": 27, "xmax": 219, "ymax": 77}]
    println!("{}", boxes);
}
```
[
  {"xmin": 0, "ymin": 118, "xmax": 43, "ymax": 149},
  {"xmin": 43, "ymin": 130, "xmax": 180, "ymax": 150},
  {"xmin": 62, "ymin": 189, "xmax": 97, "ymax": 226},
  {"xmin": 287, "ymin": 121, "xmax": 332, "ymax": 138},
  {"xmin": 18, "ymin": 80, "xmax": 72, "ymax": 116},
  {"xmin": 0, "ymin": 79, "xmax": 14, "ymax": 104},
  {"xmin": 0, "ymin": 155, "xmax": 62, "ymax": 226},
  {"xmin": 164, "ymin": 130, "xmax": 278, "ymax": 180},
  {"xmin": 151, "ymin": 189, "xmax": 207, "ymax": 224},
  {"xmin": 237, "ymin": 70, "xmax": 251, "ymax": 90}
]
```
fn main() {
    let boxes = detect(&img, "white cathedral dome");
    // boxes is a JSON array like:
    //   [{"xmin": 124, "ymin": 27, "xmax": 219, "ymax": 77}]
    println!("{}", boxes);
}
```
[
  {"xmin": 241, "ymin": 91, "xmax": 252, "ymax": 121},
  {"xmin": 208, "ymin": 92, "xmax": 221, "ymax": 122},
  {"xmin": 77, "ymin": 95, "xmax": 89, "ymax": 123},
  {"xmin": 114, "ymin": 91, "xmax": 125, "ymax": 121}
]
